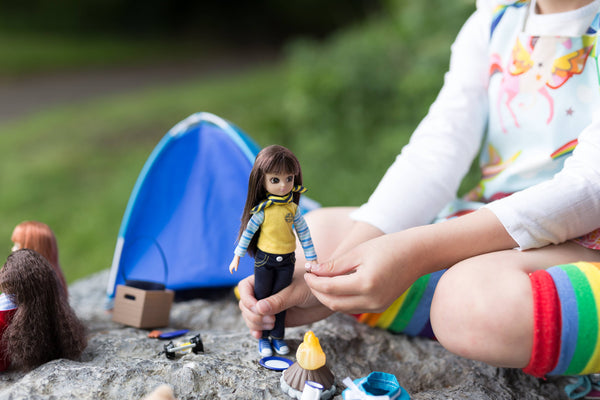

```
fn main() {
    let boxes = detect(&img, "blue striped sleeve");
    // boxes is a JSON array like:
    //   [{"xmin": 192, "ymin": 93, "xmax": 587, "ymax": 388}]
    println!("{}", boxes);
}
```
[
  {"xmin": 234, "ymin": 212, "xmax": 264, "ymax": 257},
  {"xmin": 294, "ymin": 210, "xmax": 317, "ymax": 261}
]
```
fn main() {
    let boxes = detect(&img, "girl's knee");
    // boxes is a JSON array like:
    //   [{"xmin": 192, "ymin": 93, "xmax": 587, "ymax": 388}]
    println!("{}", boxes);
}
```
[
  {"xmin": 430, "ymin": 264, "xmax": 479, "ymax": 358},
  {"xmin": 430, "ymin": 258, "xmax": 533, "ymax": 366}
]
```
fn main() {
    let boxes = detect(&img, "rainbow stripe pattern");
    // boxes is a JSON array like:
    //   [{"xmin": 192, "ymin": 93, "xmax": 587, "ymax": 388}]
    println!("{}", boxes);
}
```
[
  {"xmin": 491, "ymin": 0, "xmax": 529, "ymax": 38},
  {"xmin": 526, "ymin": 262, "xmax": 600, "ymax": 377},
  {"xmin": 357, "ymin": 270, "xmax": 445, "ymax": 338},
  {"xmin": 550, "ymin": 139, "xmax": 578, "ymax": 160}
]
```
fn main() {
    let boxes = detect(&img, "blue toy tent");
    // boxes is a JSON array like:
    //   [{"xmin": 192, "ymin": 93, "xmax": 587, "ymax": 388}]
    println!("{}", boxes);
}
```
[{"xmin": 106, "ymin": 112, "xmax": 318, "ymax": 305}]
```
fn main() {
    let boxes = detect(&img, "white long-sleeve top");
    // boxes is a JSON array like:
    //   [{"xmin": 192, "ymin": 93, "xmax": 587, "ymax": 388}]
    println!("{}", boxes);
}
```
[{"xmin": 351, "ymin": 0, "xmax": 600, "ymax": 250}]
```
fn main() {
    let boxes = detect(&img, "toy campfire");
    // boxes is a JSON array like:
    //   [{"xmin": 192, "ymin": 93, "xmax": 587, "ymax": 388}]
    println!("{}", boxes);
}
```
[{"xmin": 280, "ymin": 331, "xmax": 336, "ymax": 399}]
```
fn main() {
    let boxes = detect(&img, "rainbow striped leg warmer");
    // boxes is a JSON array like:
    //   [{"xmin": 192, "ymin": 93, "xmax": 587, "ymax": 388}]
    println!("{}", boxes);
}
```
[
  {"xmin": 357, "ymin": 269, "xmax": 446, "ymax": 338},
  {"xmin": 524, "ymin": 262, "xmax": 600, "ymax": 377}
]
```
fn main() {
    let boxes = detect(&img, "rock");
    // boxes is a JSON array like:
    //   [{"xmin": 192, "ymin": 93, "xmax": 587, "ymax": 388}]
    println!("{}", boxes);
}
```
[{"xmin": 0, "ymin": 270, "xmax": 569, "ymax": 399}]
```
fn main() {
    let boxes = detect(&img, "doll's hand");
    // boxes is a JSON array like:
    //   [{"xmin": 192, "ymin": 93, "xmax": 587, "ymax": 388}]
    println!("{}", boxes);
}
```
[
  {"xmin": 304, "ymin": 259, "xmax": 318, "ymax": 272},
  {"xmin": 237, "ymin": 268, "xmax": 333, "ymax": 339},
  {"xmin": 229, "ymin": 256, "xmax": 240, "ymax": 274},
  {"xmin": 304, "ymin": 233, "xmax": 418, "ymax": 314}
]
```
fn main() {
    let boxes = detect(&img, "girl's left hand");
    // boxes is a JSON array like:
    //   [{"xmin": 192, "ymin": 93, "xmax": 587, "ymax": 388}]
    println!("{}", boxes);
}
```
[
  {"xmin": 304, "ymin": 208, "xmax": 518, "ymax": 314},
  {"xmin": 304, "ymin": 232, "xmax": 421, "ymax": 314}
]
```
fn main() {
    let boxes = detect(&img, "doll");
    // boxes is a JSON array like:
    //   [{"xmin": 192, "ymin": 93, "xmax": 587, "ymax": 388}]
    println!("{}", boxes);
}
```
[
  {"xmin": 0, "ymin": 249, "xmax": 87, "ymax": 371},
  {"xmin": 230, "ymin": 145, "xmax": 318, "ymax": 357},
  {"xmin": 11, "ymin": 220, "xmax": 68, "ymax": 297}
]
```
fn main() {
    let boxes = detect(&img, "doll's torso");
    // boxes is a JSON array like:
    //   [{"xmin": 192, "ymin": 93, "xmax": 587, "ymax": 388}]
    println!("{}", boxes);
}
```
[{"xmin": 257, "ymin": 202, "xmax": 298, "ymax": 255}]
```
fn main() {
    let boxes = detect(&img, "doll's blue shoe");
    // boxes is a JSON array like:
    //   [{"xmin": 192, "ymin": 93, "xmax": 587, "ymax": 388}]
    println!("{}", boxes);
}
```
[
  {"xmin": 258, "ymin": 338, "xmax": 273, "ymax": 357},
  {"xmin": 271, "ymin": 338, "xmax": 290, "ymax": 355},
  {"xmin": 342, "ymin": 372, "xmax": 410, "ymax": 400}
]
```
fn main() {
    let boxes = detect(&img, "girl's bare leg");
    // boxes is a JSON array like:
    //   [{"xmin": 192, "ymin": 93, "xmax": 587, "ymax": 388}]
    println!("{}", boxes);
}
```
[{"xmin": 431, "ymin": 242, "xmax": 600, "ymax": 367}]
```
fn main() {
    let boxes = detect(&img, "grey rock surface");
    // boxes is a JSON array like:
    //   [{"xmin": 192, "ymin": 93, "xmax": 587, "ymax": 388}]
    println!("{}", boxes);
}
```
[{"xmin": 0, "ymin": 270, "xmax": 568, "ymax": 399}]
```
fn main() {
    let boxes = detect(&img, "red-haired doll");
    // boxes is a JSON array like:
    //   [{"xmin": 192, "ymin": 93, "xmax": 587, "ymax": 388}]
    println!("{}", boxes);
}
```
[
  {"xmin": 0, "ymin": 249, "xmax": 87, "ymax": 371},
  {"xmin": 229, "ymin": 145, "xmax": 318, "ymax": 357},
  {"xmin": 11, "ymin": 220, "xmax": 68, "ymax": 297}
]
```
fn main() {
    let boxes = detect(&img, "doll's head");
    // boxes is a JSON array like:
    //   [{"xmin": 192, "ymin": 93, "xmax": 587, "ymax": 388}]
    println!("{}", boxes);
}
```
[
  {"xmin": 238, "ymin": 145, "xmax": 303, "ymax": 256},
  {"xmin": 11, "ymin": 221, "xmax": 68, "ymax": 296},
  {"xmin": 0, "ymin": 249, "xmax": 87, "ymax": 371},
  {"xmin": 247, "ymin": 145, "xmax": 303, "ymax": 203}
]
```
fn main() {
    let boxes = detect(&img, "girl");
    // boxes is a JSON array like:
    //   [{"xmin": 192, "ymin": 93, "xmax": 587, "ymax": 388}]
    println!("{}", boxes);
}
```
[
  {"xmin": 11, "ymin": 221, "xmax": 68, "ymax": 297},
  {"xmin": 230, "ymin": 145, "xmax": 317, "ymax": 357},
  {"xmin": 0, "ymin": 249, "xmax": 87, "ymax": 371},
  {"xmin": 237, "ymin": 0, "xmax": 600, "ymax": 390}
]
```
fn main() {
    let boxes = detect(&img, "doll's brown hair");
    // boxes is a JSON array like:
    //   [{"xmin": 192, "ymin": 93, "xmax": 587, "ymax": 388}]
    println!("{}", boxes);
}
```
[
  {"xmin": 238, "ymin": 145, "xmax": 303, "ymax": 257},
  {"xmin": 11, "ymin": 221, "xmax": 68, "ymax": 297},
  {"xmin": 0, "ymin": 249, "xmax": 87, "ymax": 371}
]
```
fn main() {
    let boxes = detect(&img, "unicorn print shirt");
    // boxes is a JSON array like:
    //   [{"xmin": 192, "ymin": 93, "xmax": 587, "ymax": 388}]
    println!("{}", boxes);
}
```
[{"xmin": 351, "ymin": 0, "xmax": 600, "ymax": 250}]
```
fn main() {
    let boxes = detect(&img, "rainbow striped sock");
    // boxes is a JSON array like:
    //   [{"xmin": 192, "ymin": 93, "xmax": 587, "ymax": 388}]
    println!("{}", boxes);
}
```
[
  {"xmin": 524, "ymin": 262, "xmax": 600, "ymax": 377},
  {"xmin": 357, "ymin": 270, "xmax": 445, "ymax": 338}
]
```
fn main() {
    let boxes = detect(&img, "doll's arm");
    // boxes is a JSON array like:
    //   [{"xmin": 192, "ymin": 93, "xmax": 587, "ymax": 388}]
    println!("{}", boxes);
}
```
[
  {"xmin": 230, "ymin": 212, "xmax": 264, "ymax": 273},
  {"xmin": 233, "ymin": 212, "xmax": 264, "ymax": 258},
  {"xmin": 294, "ymin": 211, "xmax": 317, "ymax": 262}
]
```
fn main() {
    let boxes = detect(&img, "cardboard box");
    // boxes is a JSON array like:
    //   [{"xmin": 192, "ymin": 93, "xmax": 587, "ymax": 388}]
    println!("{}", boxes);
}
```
[{"xmin": 112, "ymin": 284, "xmax": 174, "ymax": 328}]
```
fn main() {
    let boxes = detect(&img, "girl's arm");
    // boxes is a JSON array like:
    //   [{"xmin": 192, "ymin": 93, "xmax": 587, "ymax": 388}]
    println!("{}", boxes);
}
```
[
  {"xmin": 485, "ymin": 110, "xmax": 600, "ymax": 249},
  {"xmin": 350, "ymin": 7, "xmax": 490, "ymax": 234}
]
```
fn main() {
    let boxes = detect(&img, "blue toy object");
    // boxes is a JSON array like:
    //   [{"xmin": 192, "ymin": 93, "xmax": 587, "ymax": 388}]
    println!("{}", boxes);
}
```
[
  {"xmin": 342, "ymin": 372, "xmax": 410, "ymax": 400},
  {"xmin": 105, "ymin": 112, "xmax": 319, "ymax": 307}
]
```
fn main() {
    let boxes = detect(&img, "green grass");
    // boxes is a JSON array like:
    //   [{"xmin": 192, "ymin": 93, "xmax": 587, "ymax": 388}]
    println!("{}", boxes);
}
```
[{"xmin": 0, "ymin": 65, "xmax": 292, "ymax": 283}]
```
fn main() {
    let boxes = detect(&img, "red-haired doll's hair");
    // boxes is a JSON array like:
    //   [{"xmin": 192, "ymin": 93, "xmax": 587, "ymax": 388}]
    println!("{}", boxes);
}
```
[
  {"xmin": 237, "ymin": 145, "xmax": 303, "ymax": 257},
  {"xmin": 11, "ymin": 221, "xmax": 68, "ymax": 297},
  {"xmin": 0, "ymin": 249, "xmax": 87, "ymax": 371}
]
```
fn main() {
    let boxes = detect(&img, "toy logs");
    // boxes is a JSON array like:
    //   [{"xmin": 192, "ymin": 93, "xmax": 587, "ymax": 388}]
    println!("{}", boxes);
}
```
[{"xmin": 280, "ymin": 331, "xmax": 335, "ymax": 399}]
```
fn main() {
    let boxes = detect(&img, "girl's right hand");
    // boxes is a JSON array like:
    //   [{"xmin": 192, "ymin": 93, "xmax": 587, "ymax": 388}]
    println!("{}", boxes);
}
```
[{"xmin": 237, "ymin": 268, "xmax": 333, "ymax": 338}]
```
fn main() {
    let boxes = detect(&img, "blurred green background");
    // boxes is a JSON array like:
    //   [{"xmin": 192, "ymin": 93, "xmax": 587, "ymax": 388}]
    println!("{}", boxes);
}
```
[{"xmin": 0, "ymin": 0, "xmax": 477, "ymax": 284}]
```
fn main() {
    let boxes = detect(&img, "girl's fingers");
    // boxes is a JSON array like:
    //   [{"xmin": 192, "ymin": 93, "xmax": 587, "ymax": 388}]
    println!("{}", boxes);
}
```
[
  {"xmin": 237, "ymin": 275, "xmax": 276, "ymax": 334},
  {"xmin": 308, "ymin": 289, "xmax": 380, "ymax": 314},
  {"xmin": 239, "ymin": 300, "xmax": 275, "ymax": 331},
  {"xmin": 308, "ymin": 252, "xmax": 361, "ymax": 277},
  {"xmin": 304, "ymin": 271, "xmax": 364, "ymax": 297},
  {"xmin": 237, "ymin": 275, "xmax": 257, "ymax": 311}
]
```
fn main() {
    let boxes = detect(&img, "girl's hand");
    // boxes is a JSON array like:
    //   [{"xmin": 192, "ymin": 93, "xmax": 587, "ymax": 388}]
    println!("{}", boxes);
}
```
[
  {"xmin": 304, "ymin": 208, "xmax": 518, "ymax": 314},
  {"xmin": 304, "ymin": 233, "xmax": 420, "ymax": 314},
  {"xmin": 237, "ymin": 268, "xmax": 333, "ymax": 339}
]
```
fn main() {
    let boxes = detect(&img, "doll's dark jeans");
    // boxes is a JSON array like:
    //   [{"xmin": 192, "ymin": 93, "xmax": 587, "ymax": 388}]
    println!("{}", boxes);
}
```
[{"xmin": 253, "ymin": 249, "xmax": 295, "ymax": 339}]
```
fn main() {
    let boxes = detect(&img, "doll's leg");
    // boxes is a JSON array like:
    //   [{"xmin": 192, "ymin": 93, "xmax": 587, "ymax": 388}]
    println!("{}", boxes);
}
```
[
  {"xmin": 430, "ymin": 241, "xmax": 600, "ymax": 373},
  {"xmin": 270, "ymin": 259, "xmax": 295, "ymax": 340},
  {"xmin": 254, "ymin": 252, "xmax": 276, "ymax": 339}
]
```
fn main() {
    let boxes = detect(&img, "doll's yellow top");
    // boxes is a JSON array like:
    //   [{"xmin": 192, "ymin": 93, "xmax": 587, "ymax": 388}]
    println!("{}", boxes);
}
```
[{"xmin": 257, "ymin": 202, "xmax": 297, "ymax": 255}]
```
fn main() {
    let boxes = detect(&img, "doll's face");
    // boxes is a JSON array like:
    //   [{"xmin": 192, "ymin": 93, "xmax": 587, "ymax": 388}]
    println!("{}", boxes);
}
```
[{"xmin": 264, "ymin": 172, "xmax": 294, "ymax": 196}]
